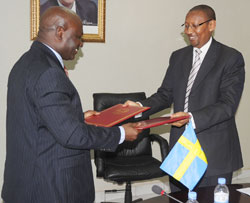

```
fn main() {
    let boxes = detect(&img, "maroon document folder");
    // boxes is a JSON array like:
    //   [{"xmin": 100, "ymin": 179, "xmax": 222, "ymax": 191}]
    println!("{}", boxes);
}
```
[
  {"xmin": 136, "ymin": 116, "xmax": 190, "ymax": 130},
  {"xmin": 85, "ymin": 104, "xmax": 150, "ymax": 127}
]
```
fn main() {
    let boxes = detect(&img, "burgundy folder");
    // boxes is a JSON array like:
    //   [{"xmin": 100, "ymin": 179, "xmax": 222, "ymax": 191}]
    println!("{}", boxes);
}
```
[
  {"xmin": 85, "ymin": 104, "xmax": 150, "ymax": 127},
  {"xmin": 136, "ymin": 116, "xmax": 190, "ymax": 129}
]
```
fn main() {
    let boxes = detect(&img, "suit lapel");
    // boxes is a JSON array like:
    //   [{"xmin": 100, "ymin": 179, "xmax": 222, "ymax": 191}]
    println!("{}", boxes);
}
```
[
  {"xmin": 191, "ymin": 39, "xmax": 219, "ymax": 93},
  {"xmin": 183, "ymin": 46, "xmax": 193, "ymax": 81},
  {"xmin": 170, "ymin": 46, "xmax": 193, "ymax": 109},
  {"xmin": 179, "ymin": 46, "xmax": 193, "ymax": 98}
]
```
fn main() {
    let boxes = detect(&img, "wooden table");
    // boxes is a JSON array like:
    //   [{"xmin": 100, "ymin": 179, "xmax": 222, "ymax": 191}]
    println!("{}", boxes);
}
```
[{"xmin": 141, "ymin": 184, "xmax": 250, "ymax": 203}]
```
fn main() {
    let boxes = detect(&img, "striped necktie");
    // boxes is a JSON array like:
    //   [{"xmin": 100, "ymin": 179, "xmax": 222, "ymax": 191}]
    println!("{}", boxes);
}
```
[{"xmin": 184, "ymin": 49, "xmax": 202, "ymax": 112}]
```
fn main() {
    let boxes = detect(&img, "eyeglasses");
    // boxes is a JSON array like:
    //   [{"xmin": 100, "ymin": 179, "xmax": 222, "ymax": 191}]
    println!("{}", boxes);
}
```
[{"xmin": 181, "ymin": 19, "xmax": 212, "ymax": 30}]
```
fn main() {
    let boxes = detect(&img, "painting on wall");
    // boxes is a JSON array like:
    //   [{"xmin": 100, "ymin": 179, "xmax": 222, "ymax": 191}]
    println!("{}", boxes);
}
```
[{"xmin": 30, "ymin": 0, "xmax": 106, "ymax": 42}]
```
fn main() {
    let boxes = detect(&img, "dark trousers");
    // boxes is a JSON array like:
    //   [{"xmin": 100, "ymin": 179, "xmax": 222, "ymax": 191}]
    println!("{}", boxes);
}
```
[{"xmin": 170, "ymin": 172, "xmax": 232, "ymax": 192}]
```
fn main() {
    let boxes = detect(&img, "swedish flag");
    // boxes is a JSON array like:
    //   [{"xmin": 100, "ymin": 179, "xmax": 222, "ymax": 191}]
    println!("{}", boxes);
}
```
[{"xmin": 160, "ymin": 122, "xmax": 207, "ymax": 190}]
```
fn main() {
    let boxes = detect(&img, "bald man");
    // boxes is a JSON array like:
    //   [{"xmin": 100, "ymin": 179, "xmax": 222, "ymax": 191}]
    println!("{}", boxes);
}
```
[{"xmin": 1, "ymin": 7, "xmax": 140, "ymax": 203}]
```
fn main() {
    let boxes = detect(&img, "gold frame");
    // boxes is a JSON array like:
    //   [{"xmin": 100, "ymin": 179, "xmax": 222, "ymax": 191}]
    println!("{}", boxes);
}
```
[{"xmin": 30, "ymin": 0, "xmax": 106, "ymax": 42}]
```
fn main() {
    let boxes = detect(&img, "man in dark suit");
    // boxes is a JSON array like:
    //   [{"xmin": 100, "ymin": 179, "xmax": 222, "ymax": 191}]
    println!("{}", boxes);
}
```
[
  {"xmin": 125, "ymin": 5, "xmax": 245, "ymax": 192},
  {"xmin": 1, "ymin": 7, "xmax": 141, "ymax": 203},
  {"xmin": 40, "ymin": 0, "xmax": 97, "ymax": 25}
]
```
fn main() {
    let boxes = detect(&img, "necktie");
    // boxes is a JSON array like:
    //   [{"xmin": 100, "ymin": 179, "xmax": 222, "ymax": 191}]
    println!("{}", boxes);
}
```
[
  {"xmin": 184, "ymin": 49, "xmax": 202, "ymax": 112},
  {"xmin": 64, "ymin": 66, "xmax": 69, "ymax": 77}
]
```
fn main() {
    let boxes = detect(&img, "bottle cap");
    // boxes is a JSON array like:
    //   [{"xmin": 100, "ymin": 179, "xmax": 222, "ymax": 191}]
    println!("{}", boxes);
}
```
[
  {"xmin": 188, "ymin": 191, "xmax": 197, "ymax": 200},
  {"xmin": 218, "ymin": 177, "xmax": 226, "ymax": 184}
]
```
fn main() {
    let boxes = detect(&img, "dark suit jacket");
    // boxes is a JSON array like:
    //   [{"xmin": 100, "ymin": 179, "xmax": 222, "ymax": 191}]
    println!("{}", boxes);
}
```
[
  {"xmin": 1, "ymin": 41, "xmax": 120, "ymax": 203},
  {"xmin": 40, "ymin": 0, "xmax": 97, "ymax": 25},
  {"xmin": 141, "ymin": 39, "xmax": 245, "ymax": 177}
]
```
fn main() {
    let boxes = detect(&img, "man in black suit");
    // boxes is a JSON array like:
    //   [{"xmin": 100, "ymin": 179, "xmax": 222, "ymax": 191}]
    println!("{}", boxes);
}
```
[
  {"xmin": 40, "ymin": 0, "xmax": 97, "ymax": 25},
  {"xmin": 125, "ymin": 4, "xmax": 245, "ymax": 192},
  {"xmin": 1, "ymin": 7, "xmax": 141, "ymax": 203}
]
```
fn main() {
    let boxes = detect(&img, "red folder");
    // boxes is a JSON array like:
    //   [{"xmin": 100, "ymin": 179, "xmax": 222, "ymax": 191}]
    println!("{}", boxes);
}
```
[
  {"xmin": 85, "ymin": 104, "xmax": 150, "ymax": 127},
  {"xmin": 136, "ymin": 116, "xmax": 190, "ymax": 130}
]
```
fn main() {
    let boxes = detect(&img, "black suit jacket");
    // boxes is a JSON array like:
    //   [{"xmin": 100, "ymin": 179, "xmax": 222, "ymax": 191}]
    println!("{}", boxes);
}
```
[
  {"xmin": 2, "ymin": 41, "xmax": 120, "ymax": 203},
  {"xmin": 141, "ymin": 39, "xmax": 245, "ymax": 177},
  {"xmin": 40, "ymin": 0, "xmax": 97, "ymax": 25}
]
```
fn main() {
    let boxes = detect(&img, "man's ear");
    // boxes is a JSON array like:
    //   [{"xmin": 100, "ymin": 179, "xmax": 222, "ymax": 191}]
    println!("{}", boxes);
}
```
[
  {"xmin": 55, "ymin": 26, "xmax": 65, "ymax": 41},
  {"xmin": 209, "ymin": 20, "xmax": 216, "ymax": 32}
]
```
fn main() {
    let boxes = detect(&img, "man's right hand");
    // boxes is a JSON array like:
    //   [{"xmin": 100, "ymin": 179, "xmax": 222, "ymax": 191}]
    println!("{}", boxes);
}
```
[
  {"xmin": 123, "ymin": 100, "xmax": 140, "ymax": 107},
  {"xmin": 122, "ymin": 123, "xmax": 142, "ymax": 141},
  {"xmin": 170, "ymin": 112, "xmax": 190, "ymax": 127}
]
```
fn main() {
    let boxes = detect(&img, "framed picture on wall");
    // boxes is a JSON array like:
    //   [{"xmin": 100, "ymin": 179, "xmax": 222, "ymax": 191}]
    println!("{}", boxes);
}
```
[{"xmin": 30, "ymin": 0, "xmax": 106, "ymax": 42}]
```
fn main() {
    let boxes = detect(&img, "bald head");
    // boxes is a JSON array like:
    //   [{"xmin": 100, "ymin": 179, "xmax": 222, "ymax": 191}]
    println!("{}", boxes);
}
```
[
  {"xmin": 38, "ymin": 6, "xmax": 82, "ymax": 41},
  {"xmin": 37, "ymin": 6, "xmax": 83, "ymax": 60}
]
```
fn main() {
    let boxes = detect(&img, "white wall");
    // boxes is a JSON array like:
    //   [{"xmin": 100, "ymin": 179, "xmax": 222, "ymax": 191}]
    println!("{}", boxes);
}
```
[{"xmin": 1, "ymin": 0, "xmax": 250, "ymax": 202}]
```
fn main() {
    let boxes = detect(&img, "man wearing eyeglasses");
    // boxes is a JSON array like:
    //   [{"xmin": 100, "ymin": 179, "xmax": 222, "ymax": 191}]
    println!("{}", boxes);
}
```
[{"xmin": 125, "ymin": 4, "xmax": 245, "ymax": 192}]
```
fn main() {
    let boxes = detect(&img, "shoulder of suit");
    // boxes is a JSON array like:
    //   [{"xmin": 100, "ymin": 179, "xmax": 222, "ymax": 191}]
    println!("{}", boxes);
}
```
[
  {"xmin": 31, "ymin": 41, "xmax": 62, "ymax": 65},
  {"xmin": 171, "ymin": 45, "xmax": 192, "ymax": 58},
  {"xmin": 213, "ymin": 39, "xmax": 243, "ymax": 57},
  {"xmin": 28, "ymin": 42, "xmax": 64, "ymax": 79}
]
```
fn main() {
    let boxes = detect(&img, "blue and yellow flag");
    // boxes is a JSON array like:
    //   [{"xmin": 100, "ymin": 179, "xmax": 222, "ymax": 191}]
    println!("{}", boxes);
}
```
[{"xmin": 160, "ymin": 122, "xmax": 207, "ymax": 190}]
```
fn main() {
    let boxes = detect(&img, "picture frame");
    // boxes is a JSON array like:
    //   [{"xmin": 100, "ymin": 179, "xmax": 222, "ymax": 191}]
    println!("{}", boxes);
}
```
[{"xmin": 30, "ymin": 0, "xmax": 106, "ymax": 42}]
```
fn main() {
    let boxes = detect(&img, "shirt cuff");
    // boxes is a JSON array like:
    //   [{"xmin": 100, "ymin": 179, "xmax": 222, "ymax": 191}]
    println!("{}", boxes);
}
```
[
  {"xmin": 118, "ymin": 126, "xmax": 125, "ymax": 144},
  {"xmin": 188, "ymin": 112, "xmax": 196, "ymax": 129},
  {"xmin": 134, "ymin": 102, "xmax": 143, "ymax": 118}
]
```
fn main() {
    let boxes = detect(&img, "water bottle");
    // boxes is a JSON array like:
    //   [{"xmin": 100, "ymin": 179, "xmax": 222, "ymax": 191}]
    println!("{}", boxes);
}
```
[
  {"xmin": 186, "ymin": 191, "xmax": 199, "ymax": 203},
  {"xmin": 214, "ymin": 178, "xmax": 229, "ymax": 203}
]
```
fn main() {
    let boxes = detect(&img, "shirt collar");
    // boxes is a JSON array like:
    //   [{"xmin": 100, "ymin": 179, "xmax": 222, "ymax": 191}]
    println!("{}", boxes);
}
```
[
  {"xmin": 43, "ymin": 43, "xmax": 64, "ymax": 69},
  {"xmin": 194, "ymin": 37, "xmax": 212, "ymax": 56}
]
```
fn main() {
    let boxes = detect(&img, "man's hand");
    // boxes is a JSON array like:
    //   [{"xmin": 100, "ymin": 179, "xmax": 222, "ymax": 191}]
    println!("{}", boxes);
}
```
[
  {"xmin": 84, "ymin": 110, "xmax": 100, "ymax": 119},
  {"xmin": 170, "ymin": 112, "xmax": 190, "ymax": 127},
  {"xmin": 122, "ymin": 123, "xmax": 142, "ymax": 141},
  {"xmin": 123, "ymin": 100, "xmax": 140, "ymax": 107}
]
